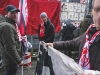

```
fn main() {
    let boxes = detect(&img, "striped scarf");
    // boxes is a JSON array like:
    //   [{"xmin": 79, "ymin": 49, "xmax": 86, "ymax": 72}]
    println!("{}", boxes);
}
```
[
  {"xmin": 39, "ymin": 23, "xmax": 45, "ymax": 38},
  {"xmin": 15, "ymin": 24, "xmax": 22, "ymax": 41},
  {"xmin": 79, "ymin": 24, "xmax": 100, "ymax": 70}
]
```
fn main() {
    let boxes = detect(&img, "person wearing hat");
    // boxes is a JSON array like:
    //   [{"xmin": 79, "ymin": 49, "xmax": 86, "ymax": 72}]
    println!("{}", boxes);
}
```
[
  {"xmin": 38, "ymin": 12, "xmax": 55, "ymax": 43},
  {"xmin": 0, "ymin": 5, "xmax": 23, "ymax": 75},
  {"xmin": 36, "ymin": 12, "xmax": 55, "ymax": 75}
]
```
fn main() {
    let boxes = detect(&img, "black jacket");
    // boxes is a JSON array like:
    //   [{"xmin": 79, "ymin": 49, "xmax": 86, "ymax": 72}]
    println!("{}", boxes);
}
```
[
  {"xmin": 38, "ymin": 19, "xmax": 55, "ymax": 43},
  {"xmin": 53, "ymin": 27, "xmax": 100, "ymax": 71},
  {"xmin": 60, "ymin": 24, "xmax": 76, "ymax": 41},
  {"xmin": 88, "ymin": 17, "xmax": 93, "ymax": 26}
]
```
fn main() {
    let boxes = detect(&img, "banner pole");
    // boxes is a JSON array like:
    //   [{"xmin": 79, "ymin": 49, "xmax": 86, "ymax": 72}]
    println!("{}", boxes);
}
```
[
  {"xmin": 21, "ymin": 41, "xmax": 24, "ymax": 75},
  {"xmin": 21, "ymin": 65, "xmax": 23, "ymax": 75}
]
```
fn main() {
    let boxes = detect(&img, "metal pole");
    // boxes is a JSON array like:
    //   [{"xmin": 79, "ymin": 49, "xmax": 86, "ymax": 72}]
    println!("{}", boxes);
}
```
[
  {"xmin": 21, "ymin": 66, "xmax": 23, "ymax": 75},
  {"xmin": 31, "ymin": 35, "xmax": 33, "ymax": 54},
  {"xmin": 21, "ymin": 42, "xmax": 24, "ymax": 75},
  {"xmin": 86, "ymin": 0, "xmax": 90, "ymax": 15},
  {"xmin": 21, "ymin": 54, "xmax": 24, "ymax": 75}
]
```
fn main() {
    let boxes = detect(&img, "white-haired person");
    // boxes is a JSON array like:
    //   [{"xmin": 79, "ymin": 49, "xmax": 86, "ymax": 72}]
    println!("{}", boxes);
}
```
[{"xmin": 38, "ymin": 12, "xmax": 55, "ymax": 43}]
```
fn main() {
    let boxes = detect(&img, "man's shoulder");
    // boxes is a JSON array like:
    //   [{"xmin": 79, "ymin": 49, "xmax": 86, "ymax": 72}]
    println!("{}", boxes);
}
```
[
  {"xmin": 49, "ymin": 23, "xmax": 54, "ymax": 28},
  {"xmin": 0, "ymin": 22, "xmax": 16, "ymax": 31},
  {"xmin": 0, "ymin": 22, "xmax": 14, "ymax": 27},
  {"xmin": 82, "ymin": 18, "xmax": 89, "ymax": 23}
]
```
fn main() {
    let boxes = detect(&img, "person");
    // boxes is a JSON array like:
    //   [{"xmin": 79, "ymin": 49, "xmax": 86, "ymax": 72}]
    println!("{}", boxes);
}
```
[
  {"xmin": 38, "ymin": 12, "xmax": 55, "ymax": 43},
  {"xmin": 79, "ymin": 14, "xmax": 92, "ymax": 35},
  {"xmin": 36, "ymin": 12, "xmax": 55, "ymax": 75},
  {"xmin": 59, "ymin": 19, "xmax": 76, "ymax": 57},
  {"xmin": 46, "ymin": 0, "xmax": 100, "ymax": 74},
  {"xmin": 0, "ymin": 15, "xmax": 5, "ymax": 67},
  {"xmin": 61, "ymin": 19, "xmax": 76, "ymax": 41},
  {"xmin": 73, "ymin": 25, "xmax": 80, "ymax": 38},
  {"xmin": 59, "ymin": 19, "xmax": 76, "ymax": 41},
  {"xmin": 0, "ymin": 5, "xmax": 23, "ymax": 75},
  {"xmin": 59, "ymin": 20, "xmax": 67, "ymax": 41},
  {"xmin": 88, "ymin": 16, "xmax": 93, "ymax": 27}
]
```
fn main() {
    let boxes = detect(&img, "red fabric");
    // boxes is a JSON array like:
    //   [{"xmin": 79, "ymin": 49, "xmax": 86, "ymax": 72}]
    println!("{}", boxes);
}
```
[
  {"xmin": 27, "ymin": 1, "xmax": 61, "ymax": 34},
  {"xmin": 39, "ymin": 23, "xmax": 45, "ymax": 38},
  {"xmin": 24, "ymin": 54, "xmax": 31, "ymax": 59},
  {"xmin": 23, "ymin": 62, "xmax": 32, "ymax": 67},
  {"xmin": 0, "ymin": 0, "xmax": 19, "ymax": 15},
  {"xmin": 0, "ymin": 0, "xmax": 61, "ymax": 34}
]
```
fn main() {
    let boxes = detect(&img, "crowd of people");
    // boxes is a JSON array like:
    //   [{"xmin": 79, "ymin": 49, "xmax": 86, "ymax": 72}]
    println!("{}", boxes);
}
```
[{"xmin": 0, "ymin": 0, "xmax": 100, "ymax": 75}]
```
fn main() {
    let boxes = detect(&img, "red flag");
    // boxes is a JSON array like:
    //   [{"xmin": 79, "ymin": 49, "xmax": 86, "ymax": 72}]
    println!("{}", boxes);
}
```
[
  {"xmin": 0, "ymin": 0, "xmax": 60, "ymax": 34},
  {"xmin": 26, "ymin": 1, "xmax": 61, "ymax": 34}
]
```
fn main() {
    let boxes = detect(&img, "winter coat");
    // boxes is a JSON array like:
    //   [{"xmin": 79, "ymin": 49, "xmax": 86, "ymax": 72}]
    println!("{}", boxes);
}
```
[
  {"xmin": 88, "ymin": 17, "xmax": 93, "ymax": 26},
  {"xmin": 79, "ymin": 18, "xmax": 89, "ymax": 35},
  {"xmin": 61, "ymin": 19, "xmax": 76, "ymax": 41},
  {"xmin": 0, "ymin": 16, "xmax": 22, "ymax": 66},
  {"xmin": 38, "ymin": 19, "xmax": 55, "ymax": 43},
  {"xmin": 73, "ymin": 28, "xmax": 80, "ymax": 38},
  {"xmin": 0, "ymin": 15, "xmax": 5, "ymax": 58}
]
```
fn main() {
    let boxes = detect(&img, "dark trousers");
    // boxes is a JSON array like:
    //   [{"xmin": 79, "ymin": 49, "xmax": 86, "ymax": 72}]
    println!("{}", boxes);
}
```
[{"xmin": 4, "ymin": 64, "xmax": 18, "ymax": 75}]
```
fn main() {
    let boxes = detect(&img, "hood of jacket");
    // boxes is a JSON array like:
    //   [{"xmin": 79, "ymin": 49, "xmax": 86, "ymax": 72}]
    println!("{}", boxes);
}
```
[{"xmin": 66, "ymin": 19, "xmax": 71, "ymax": 25}]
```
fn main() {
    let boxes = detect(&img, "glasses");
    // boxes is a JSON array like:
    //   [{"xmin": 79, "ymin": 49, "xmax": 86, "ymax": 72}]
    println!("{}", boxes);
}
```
[{"xmin": 93, "ymin": 7, "xmax": 100, "ymax": 13}]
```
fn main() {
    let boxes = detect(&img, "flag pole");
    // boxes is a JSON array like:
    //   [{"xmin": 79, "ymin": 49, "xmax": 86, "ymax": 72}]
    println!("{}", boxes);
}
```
[
  {"xmin": 21, "ymin": 41, "xmax": 24, "ymax": 75},
  {"xmin": 21, "ymin": 65, "xmax": 23, "ymax": 75},
  {"xmin": 21, "ymin": 51, "xmax": 24, "ymax": 75},
  {"xmin": 21, "ymin": 49, "xmax": 24, "ymax": 75}
]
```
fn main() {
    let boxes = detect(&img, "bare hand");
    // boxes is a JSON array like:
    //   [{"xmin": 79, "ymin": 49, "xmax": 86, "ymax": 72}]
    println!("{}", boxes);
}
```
[
  {"xmin": 19, "ymin": 61, "xmax": 24, "ymax": 66},
  {"xmin": 82, "ymin": 72, "xmax": 93, "ymax": 75},
  {"xmin": 46, "ymin": 43, "xmax": 53, "ymax": 47}
]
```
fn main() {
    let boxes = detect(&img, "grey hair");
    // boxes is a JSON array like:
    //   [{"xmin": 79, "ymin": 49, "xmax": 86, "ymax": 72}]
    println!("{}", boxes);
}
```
[{"xmin": 40, "ymin": 12, "xmax": 48, "ymax": 18}]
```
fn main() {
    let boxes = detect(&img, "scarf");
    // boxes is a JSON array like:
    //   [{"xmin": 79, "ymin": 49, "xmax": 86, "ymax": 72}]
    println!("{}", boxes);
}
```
[
  {"xmin": 39, "ymin": 23, "xmax": 45, "ymax": 38},
  {"xmin": 15, "ymin": 24, "xmax": 22, "ymax": 41},
  {"xmin": 79, "ymin": 24, "xmax": 100, "ymax": 70}
]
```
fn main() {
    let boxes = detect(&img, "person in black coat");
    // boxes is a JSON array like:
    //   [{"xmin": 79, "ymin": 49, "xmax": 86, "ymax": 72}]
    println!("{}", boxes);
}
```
[
  {"xmin": 36, "ymin": 12, "xmax": 55, "ymax": 75},
  {"xmin": 59, "ymin": 19, "xmax": 76, "ymax": 41},
  {"xmin": 88, "ymin": 17, "xmax": 93, "ymax": 26},
  {"xmin": 59, "ymin": 19, "xmax": 76, "ymax": 57},
  {"xmin": 38, "ymin": 12, "xmax": 55, "ymax": 43}
]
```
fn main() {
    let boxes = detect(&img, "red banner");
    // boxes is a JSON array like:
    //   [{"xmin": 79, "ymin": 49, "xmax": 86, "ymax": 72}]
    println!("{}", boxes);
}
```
[{"xmin": 0, "ymin": 0, "xmax": 61, "ymax": 34}]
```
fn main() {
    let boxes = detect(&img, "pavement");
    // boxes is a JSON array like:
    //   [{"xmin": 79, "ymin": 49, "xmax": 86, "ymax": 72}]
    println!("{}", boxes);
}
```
[
  {"xmin": 0, "ymin": 53, "xmax": 37, "ymax": 75},
  {"xmin": 0, "ymin": 51, "xmax": 78, "ymax": 75},
  {"xmin": 16, "ymin": 60, "xmax": 37, "ymax": 75}
]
